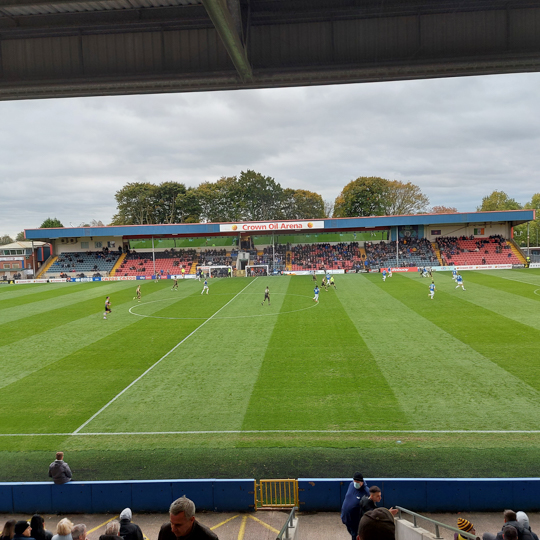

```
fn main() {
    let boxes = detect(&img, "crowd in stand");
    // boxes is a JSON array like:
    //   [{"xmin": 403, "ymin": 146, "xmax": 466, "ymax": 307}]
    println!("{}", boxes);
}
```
[
  {"xmin": 291, "ymin": 242, "xmax": 362, "ymax": 269},
  {"xmin": 363, "ymin": 238, "xmax": 437, "ymax": 269},
  {"xmin": 198, "ymin": 249, "xmax": 233, "ymax": 266},
  {"xmin": 437, "ymin": 235, "xmax": 513, "ymax": 265}
]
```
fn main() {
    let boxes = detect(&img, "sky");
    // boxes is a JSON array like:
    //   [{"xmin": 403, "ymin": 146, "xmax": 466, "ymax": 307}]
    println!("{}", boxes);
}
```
[{"xmin": 1, "ymin": 71, "xmax": 540, "ymax": 239}]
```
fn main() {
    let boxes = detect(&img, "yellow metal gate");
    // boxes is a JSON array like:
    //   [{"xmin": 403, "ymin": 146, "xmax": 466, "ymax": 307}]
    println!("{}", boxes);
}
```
[{"xmin": 255, "ymin": 479, "xmax": 299, "ymax": 509}]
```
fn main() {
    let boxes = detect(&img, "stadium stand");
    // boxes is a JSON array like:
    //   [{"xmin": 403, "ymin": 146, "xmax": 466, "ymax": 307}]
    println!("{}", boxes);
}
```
[
  {"xmin": 436, "ymin": 235, "xmax": 521, "ymax": 266},
  {"xmin": 289, "ymin": 242, "xmax": 363, "ymax": 271},
  {"xmin": 117, "ymin": 249, "xmax": 196, "ymax": 277},
  {"xmin": 47, "ymin": 251, "xmax": 120, "ymax": 277},
  {"xmin": 364, "ymin": 238, "xmax": 438, "ymax": 270}
]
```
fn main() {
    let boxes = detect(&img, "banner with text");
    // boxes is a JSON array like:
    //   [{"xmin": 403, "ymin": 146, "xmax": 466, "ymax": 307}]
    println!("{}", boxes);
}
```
[{"xmin": 220, "ymin": 220, "xmax": 325, "ymax": 233}]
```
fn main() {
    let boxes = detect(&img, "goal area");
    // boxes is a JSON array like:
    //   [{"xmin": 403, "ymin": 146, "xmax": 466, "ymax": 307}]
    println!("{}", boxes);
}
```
[
  {"xmin": 197, "ymin": 265, "xmax": 232, "ymax": 278},
  {"xmin": 245, "ymin": 265, "xmax": 269, "ymax": 277}
]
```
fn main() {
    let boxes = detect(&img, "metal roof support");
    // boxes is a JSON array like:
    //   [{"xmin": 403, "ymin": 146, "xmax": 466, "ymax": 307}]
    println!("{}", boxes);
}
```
[{"xmin": 202, "ymin": 0, "xmax": 252, "ymax": 82}]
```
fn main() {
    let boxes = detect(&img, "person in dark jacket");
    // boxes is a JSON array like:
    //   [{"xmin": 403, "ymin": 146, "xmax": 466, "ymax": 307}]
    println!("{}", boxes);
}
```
[
  {"xmin": 357, "ymin": 508, "xmax": 395, "ymax": 540},
  {"xmin": 158, "ymin": 496, "xmax": 217, "ymax": 540},
  {"xmin": 29, "ymin": 517, "xmax": 51, "ymax": 540},
  {"xmin": 119, "ymin": 510, "xmax": 143, "ymax": 540},
  {"xmin": 12, "ymin": 522, "xmax": 35, "ymax": 540},
  {"xmin": 341, "ymin": 472, "xmax": 370, "ymax": 540},
  {"xmin": 48, "ymin": 452, "xmax": 72, "ymax": 485},
  {"xmin": 483, "ymin": 510, "xmax": 534, "ymax": 540},
  {"xmin": 359, "ymin": 486, "xmax": 398, "ymax": 523}
]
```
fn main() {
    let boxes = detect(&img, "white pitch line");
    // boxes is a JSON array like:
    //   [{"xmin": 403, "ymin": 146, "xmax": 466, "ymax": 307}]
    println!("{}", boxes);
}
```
[
  {"xmin": 72, "ymin": 278, "xmax": 258, "ymax": 434},
  {"xmin": 4, "ymin": 429, "xmax": 540, "ymax": 437}
]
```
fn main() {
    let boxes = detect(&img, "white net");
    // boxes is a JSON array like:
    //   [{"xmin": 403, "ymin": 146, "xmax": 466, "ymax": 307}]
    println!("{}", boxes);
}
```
[{"xmin": 245, "ymin": 265, "xmax": 269, "ymax": 277}]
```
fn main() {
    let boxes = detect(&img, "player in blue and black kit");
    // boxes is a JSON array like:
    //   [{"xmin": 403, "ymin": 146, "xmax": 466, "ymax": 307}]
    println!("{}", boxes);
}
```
[
  {"xmin": 313, "ymin": 285, "xmax": 320, "ymax": 302},
  {"xmin": 452, "ymin": 268, "xmax": 458, "ymax": 281},
  {"xmin": 455, "ymin": 273, "xmax": 466, "ymax": 290},
  {"xmin": 201, "ymin": 279, "xmax": 209, "ymax": 294},
  {"xmin": 428, "ymin": 281, "xmax": 436, "ymax": 300},
  {"xmin": 382, "ymin": 268, "xmax": 387, "ymax": 281}
]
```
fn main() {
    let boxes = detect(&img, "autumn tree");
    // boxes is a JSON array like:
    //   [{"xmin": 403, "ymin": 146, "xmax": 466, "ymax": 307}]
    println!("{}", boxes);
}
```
[
  {"xmin": 384, "ymin": 180, "xmax": 429, "ymax": 215},
  {"xmin": 477, "ymin": 191, "xmax": 522, "ymax": 211},
  {"xmin": 513, "ymin": 193, "xmax": 540, "ymax": 246},
  {"xmin": 0, "ymin": 235, "xmax": 13, "ymax": 245},
  {"xmin": 40, "ymin": 217, "xmax": 64, "ymax": 228},
  {"xmin": 334, "ymin": 177, "xmax": 389, "ymax": 218},
  {"xmin": 431, "ymin": 205, "xmax": 458, "ymax": 214}
]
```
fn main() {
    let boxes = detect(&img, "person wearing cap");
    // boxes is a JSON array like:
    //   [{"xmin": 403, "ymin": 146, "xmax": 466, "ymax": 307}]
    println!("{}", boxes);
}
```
[
  {"xmin": 341, "ymin": 472, "xmax": 370, "ymax": 540},
  {"xmin": 455, "ymin": 518, "xmax": 476, "ymax": 540},
  {"xmin": 483, "ymin": 510, "xmax": 534, "ymax": 540},
  {"xmin": 12, "ymin": 522, "xmax": 34, "ymax": 540},
  {"xmin": 119, "ymin": 509, "xmax": 143, "ymax": 540},
  {"xmin": 48, "ymin": 452, "xmax": 72, "ymax": 485},
  {"xmin": 357, "ymin": 508, "xmax": 395, "ymax": 540}
]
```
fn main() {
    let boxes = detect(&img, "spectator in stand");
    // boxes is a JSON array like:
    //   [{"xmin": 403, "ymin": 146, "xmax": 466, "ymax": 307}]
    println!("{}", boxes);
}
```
[
  {"xmin": 51, "ymin": 520, "xmax": 73, "ymax": 540},
  {"xmin": 99, "ymin": 522, "xmax": 122, "ymax": 540},
  {"xmin": 1, "ymin": 520, "xmax": 16, "ymax": 540},
  {"xmin": 71, "ymin": 525, "xmax": 87, "ymax": 540},
  {"xmin": 517, "ymin": 513, "xmax": 539, "ymax": 540},
  {"xmin": 341, "ymin": 472, "xmax": 370, "ymax": 540},
  {"xmin": 483, "ymin": 510, "xmax": 534, "ymax": 540},
  {"xmin": 503, "ymin": 527, "xmax": 518, "ymax": 540},
  {"xmin": 48, "ymin": 451, "xmax": 72, "ymax": 484},
  {"xmin": 158, "ymin": 496, "xmax": 218, "ymax": 540},
  {"xmin": 12, "ymin": 523, "xmax": 34, "ymax": 540},
  {"xmin": 454, "ymin": 518, "xmax": 476, "ymax": 539},
  {"xmin": 357, "ymin": 508, "xmax": 395, "ymax": 540},
  {"xmin": 29, "ymin": 517, "xmax": 52, "ymax": 540},
  {"xmin": 359, "ymin": 486, "xmax": 398, "ymax": 522},
  {"xmin": 119, "ymin": 509, "xmax": 143, "ymax": 540}
]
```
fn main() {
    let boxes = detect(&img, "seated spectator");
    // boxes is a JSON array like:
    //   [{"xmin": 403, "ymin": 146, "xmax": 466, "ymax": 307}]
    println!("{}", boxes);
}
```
[
  {"xmin": 483, "ymin": 510, "xmax": 534, "ymax": 540},
  {"xmin": 357, "ymin": 508, "xmax": 395, "ymax": 540},
  {"xmin": 99, "ymin": 522, "xmax": 122, "ymax": 540},
  {"xmin": 1, "ymin": 520, "xmax": 16, "ymax": 540},
  {"xmin": 71, "ymin": 525, "xmax": 87, "ymax": 540},
  {"xmin": 119, "ymin": 509, "xmax": 143, "ymax": 540},
  {"xmin": 51, "ymin": 520, "xmax": 73, "ymax": 540},
  {"xmin": 13, "ymin": 522, "xmax": 34, "ymax": 540},
  {"xmin": 517, "ymin": 513, "xmax": 539, "ymax": 540},
  {"xmin": 29, "ymin": 517, "xmax": 52, "ymax": 540},
  {"xmin": 503, "ymin": 527, "xmax": 518, "ymax": 540},
  {"xmin": 48, "ymin": 451, "xmax": 72, "ymax": 484},
  {"xmin": 455, "ymin": 519, "xmax": 476, "ymax": 540}
]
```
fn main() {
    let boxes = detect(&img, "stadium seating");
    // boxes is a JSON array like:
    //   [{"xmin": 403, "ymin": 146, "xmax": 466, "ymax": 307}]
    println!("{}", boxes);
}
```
[
  {"xmin": 437, "ymin": 236, "xmax": 521, "ymax": 266},
  {"xmin": 289, "ymin": 242, "xmax": 364, "ymax": 271},
  {"xmin": 364, "ymin": 238, "xmax": 439, "ymax": 270},
  {"xmin": 117, "ymin": 249, "xmax": 196, "ymax": 277},
  {"xmin": 47, "ymin": 251, "xmax": 120, "ymax": 277}
]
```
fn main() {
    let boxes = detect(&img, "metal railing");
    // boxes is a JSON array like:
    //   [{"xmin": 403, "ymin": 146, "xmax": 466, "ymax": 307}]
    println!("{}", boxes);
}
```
[
  {"xmin": 255, "ymin": 479, "xmax": 299, "ymax": 509},
  {"xmin": 276, "ymin": 506, "xmax": 297, "ymax": 540},
  {"xmin": 396, "ymin": 506, "xmax": 478, "ymax": 540}
]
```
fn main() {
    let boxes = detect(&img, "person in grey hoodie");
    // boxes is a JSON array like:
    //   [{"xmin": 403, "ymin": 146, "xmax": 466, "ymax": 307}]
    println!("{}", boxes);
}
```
[
  {"xmin": 119, "ymin": 509, "xmax": 143, "ymax": 540},
  {"xmin": 48, "ymin": 452, "xmax": 72, "ymax": 485}
]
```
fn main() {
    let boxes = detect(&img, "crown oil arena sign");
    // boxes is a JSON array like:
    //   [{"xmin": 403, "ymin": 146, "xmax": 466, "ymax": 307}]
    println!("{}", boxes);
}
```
[{"xmin": 220, "ymin": 220, "xmax": 324, "ymax": 232}]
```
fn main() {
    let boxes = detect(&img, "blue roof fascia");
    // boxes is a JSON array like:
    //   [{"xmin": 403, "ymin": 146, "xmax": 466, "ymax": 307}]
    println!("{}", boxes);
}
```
[
  {"xmin": 324, "ymin": 210, "xmax": 534, "ymax": 229},
  {"xmin": 25, "ymin": 223, "xmax": 222, "ymax": 240}
]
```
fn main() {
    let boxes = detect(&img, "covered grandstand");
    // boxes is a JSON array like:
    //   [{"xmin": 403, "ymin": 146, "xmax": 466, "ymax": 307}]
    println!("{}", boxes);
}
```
[{"xmin": 22, "ymin": 209, "xmax": 535, "ymax": 281}]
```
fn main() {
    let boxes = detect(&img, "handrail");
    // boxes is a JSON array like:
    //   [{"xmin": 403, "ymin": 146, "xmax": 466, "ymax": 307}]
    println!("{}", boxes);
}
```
[
  {"xmin": 396, "ymin": 506, "xmax": 478, "ymax": 540},
  {"xmin": 276, "ymin": 506, "xmax": 297, "ymax": 540}
]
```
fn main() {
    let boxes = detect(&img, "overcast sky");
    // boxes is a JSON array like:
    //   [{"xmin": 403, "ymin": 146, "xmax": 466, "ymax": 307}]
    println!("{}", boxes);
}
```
[{"xmin": 1, "ymin": 71, "xmax": 539, "ymax": 239}]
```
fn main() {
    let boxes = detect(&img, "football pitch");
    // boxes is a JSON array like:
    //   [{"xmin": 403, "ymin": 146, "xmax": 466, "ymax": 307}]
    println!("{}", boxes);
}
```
[{"xmin": 1, "ymin": 269, "xmax": 540, "ymax": 482}]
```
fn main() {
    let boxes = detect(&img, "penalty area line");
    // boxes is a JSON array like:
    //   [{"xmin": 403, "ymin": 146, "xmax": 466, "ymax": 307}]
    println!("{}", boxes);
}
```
[
  {"xmin": 4, "ymin": 429, "xmax": 540, "ymax": 437},
  {"xmin": 72, "ymin": 278, "xmax": 259, "ymax": 435}
]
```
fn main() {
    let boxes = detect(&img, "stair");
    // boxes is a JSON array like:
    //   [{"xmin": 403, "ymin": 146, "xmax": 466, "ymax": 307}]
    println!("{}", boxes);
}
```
[
  {"xmin": 110, "ymin": 253, "xmax": 126, "ymax": 276},
  {"xmin": 37, "ymin": 256, "xmax": 56, "ymax": 278}
]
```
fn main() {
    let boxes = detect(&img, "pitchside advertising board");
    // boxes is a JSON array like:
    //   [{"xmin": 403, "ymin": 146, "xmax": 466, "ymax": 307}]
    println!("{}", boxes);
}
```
[{"xmin": 220, "ymin": 220, "xmax": 325, "ymax": 232}]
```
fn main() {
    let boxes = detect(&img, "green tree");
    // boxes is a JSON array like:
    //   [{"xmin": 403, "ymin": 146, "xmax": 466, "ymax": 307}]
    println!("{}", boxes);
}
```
[
  {"xmin": 384, "ymin": 180, "xmax": 430, "ymax": 215},
  {"xmin": 237, "ymin": 170, "xmax": 284, "ymax": 221},
  {"xmin": 0, "ymin": 234, "xmax": 13, "ymax": 245},
  {"xmin": 514, "ymin": 193, "xmax": 540, "ymax": 246},
  {"xmin": 154, "ymin": 181, "xmax": 188, "ymax": 224},
  {"xmin": 282, "ymin": 189, "xmax": 325, "ymax": 219},
  {"xmin": 333, "ymin": 177, "xmax": 390, "ymax": 217},
  {"xmin": 176, "ymin": 188, "xmax": 201, "ymax": 223},
  {"xmin": 111, "ymin": 182, "xmax": 158, "ymax": 225},
  {"xmin": 16, "ymin": 231, "xmax": 25, "ymax": 241},
  {"xmin": 40, "ymin": 217, "xmax": 64, "ymax": 228},
  {"xmin": 196, "ymin": 177, "xmax": 244, "ymax": 222},
  {"xmin": 477, "ymin": 191, "xmax": 522, "ymax": 211}
]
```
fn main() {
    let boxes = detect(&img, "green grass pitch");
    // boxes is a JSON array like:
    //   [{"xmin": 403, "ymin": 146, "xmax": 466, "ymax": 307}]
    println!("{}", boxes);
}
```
[{"xmin": 1, "ymin": 269, "xmax": 540, "ymax": 481}]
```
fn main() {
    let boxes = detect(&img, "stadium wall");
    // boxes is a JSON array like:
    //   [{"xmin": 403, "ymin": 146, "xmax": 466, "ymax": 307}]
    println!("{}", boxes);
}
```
[{"xmin": 1, "ymin": 478, "xmax": 539, "ymax": 514}]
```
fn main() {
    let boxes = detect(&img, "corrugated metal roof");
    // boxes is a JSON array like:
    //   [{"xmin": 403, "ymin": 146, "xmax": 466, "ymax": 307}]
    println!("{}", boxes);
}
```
[{"xmin": 0, "ymin": 0, "xmax": 202, "ymax": 18}]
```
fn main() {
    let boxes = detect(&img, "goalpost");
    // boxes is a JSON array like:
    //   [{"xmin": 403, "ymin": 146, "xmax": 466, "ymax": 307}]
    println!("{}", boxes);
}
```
[
  {"xmin": 245, "ymin": 264, "xmax": 269, "ymax": 277},
  {"xmin": 197, "ymin": 265, "xmax": 232, "ymax": 278}
]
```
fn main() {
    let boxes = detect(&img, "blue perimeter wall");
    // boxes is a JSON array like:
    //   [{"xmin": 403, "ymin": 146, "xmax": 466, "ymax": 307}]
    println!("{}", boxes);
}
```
[{"xmin": 1, "ymin": 478, "xmax": 539, "ymax": 514}]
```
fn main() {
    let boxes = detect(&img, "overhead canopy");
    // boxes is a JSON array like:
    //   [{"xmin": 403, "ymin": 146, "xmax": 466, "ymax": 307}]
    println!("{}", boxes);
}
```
[{"xmin": 2, "ymin": 1, "xmax": 540, "ymax": 100}]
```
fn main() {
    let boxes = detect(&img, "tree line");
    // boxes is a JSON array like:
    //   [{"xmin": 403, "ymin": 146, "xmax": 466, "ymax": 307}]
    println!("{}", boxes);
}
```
[{"xmin": 1, "ymin": 175, "xmax": 538, "ymax": 246}]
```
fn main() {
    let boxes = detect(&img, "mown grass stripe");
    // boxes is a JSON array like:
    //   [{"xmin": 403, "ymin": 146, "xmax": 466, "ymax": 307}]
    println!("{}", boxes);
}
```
[
  {"xmin": 340, "ymin": 274, "xmax": 540, "ymax": 430},
  {"xmin": 241, "ymin": 275, "xmax": 409, "ymax": 431}
]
